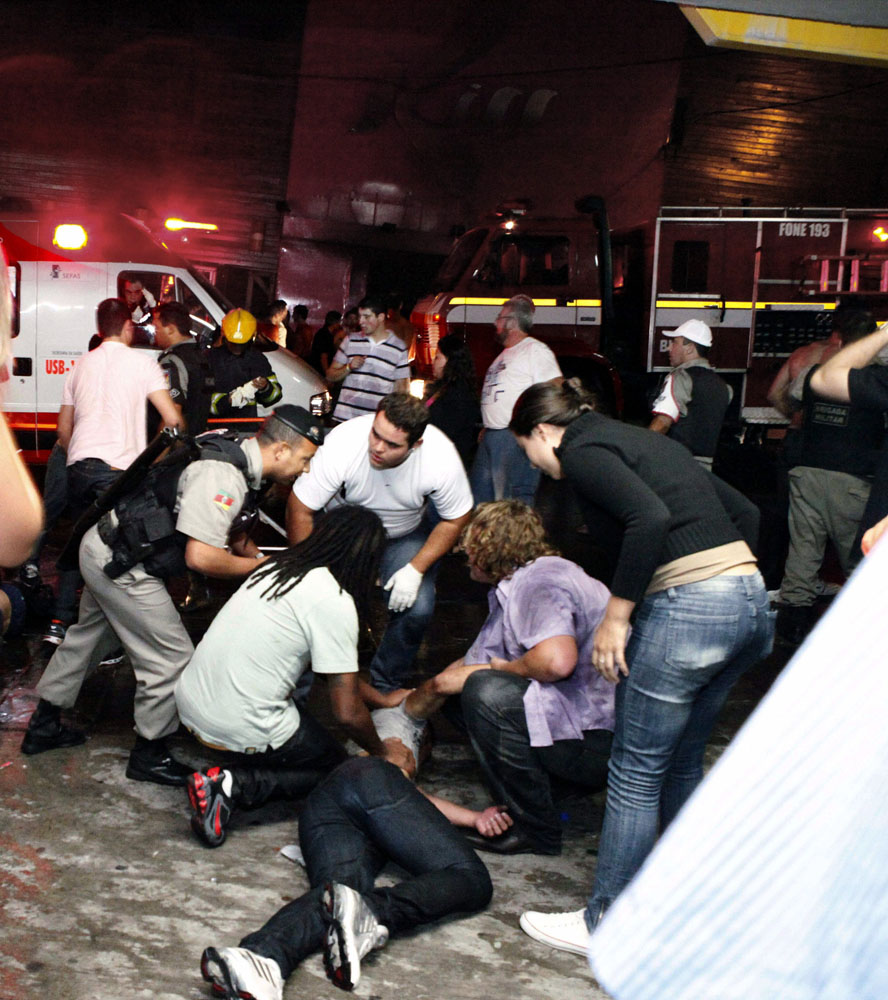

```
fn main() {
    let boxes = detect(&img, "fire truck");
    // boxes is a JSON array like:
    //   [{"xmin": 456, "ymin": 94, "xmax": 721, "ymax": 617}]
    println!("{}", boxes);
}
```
[
  {"xmin": 411, "ymin": 202, "xmax": 888, "ymax": 421},
  {"xmin": 1, "ymin": 211, "xmax": 332, "ymax": 462}
]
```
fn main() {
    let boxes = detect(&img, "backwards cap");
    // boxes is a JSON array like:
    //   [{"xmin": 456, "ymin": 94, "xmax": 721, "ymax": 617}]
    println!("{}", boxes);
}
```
[{"xmin": 272, "ymin": 405, "xmax": 325, "ymax": 446}]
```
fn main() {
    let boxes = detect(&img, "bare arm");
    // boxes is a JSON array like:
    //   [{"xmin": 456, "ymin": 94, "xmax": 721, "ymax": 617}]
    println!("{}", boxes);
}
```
[
  {"xmin": 147, "ymin": 388, "xmax": 183, "ymax": 430},
  {"xmin": 184, "ymin": 538, "xmax": 267, "ymax": 579},
  {"xmin": 394, "ymin": 377, "xmax": 409, "ymax": 393},
  {"xmin": 648, "ymin": 414, "xmax": 673, "ymax": 435},
  {"xmin": 56, "ymin": 404, "xmax": 75, "ymax": 450},
  {"xmin": 489, "ymin": 635, "xmax": 578, "ymax": 682},
  {"xmin": 409, "ymin": 511, "xmax": 471, "ymax": 574},
  {"xmin": 810, "ymin": 324, "xmax": 888, "ymax": 402},
  {"xmin": 404, "ymin": 659, "xmax": 491, "ymax": 720},
  {"xmin": 286, "ymin": 492, "xmax": 317, "ymax": 544},
  {"xmin": 326, "ymin": 361, "xmax": 349, "ymax": 383},
  {"xmin": 592, "ymin": 595, "xmax": 636, "ymax": 683},
  {"xmin": 326, "ymin": 673, "xmax": 411, "ymax": 772},
  {"xmin": 0, "ymin": 414, "xmax": 43, "ymax": 567},
  {"xmin": 766, "ymin": 360, "xmax": 795, "ymax": 417},
  {"xmin": 421, "ymin": 791, "xmax": 513, "ymax": 835}
]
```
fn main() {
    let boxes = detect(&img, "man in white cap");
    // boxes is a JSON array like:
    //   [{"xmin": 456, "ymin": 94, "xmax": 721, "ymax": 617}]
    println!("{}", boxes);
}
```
[{"xmin": 649, "ymin": 318, "xmax": 732, "ymax": 469}]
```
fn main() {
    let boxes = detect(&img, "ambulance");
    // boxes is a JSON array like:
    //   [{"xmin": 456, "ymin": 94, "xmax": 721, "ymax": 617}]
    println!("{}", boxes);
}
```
[
  {"xmin": 1, "ymin": 210, "xmax": 332, "ymax": 461},
  {"xmin": 411, "ymin": 202, "xmax": 888, "ymax": 421}
]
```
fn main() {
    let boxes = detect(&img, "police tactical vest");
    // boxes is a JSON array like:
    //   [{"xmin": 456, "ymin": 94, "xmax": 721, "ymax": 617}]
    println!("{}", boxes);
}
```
[
  {"xmin": 103, "ymin": 434, "xmax": 256, "ymax": 580},
  {"xmin": 160, "ymin": 340, "xmax": 214, "ymax": 435}
]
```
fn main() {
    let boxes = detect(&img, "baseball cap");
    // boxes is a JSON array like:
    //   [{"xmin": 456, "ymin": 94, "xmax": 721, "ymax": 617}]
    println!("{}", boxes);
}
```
[
  {"xmin": 664, "ymin": 318, "xmax": 713, "ymax": 348},
  {"xmin": 272, "ymin": 405, "xmax": 325, "ymax": 446}
]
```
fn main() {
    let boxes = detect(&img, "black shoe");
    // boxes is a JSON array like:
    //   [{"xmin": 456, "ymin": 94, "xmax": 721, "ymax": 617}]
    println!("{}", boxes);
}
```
[
  {"xmin": 463, "ymin": 827, "xmax": 560, "ymax": 856},
  {"xmin": 21, "ymin": 699, "xmax": 86, "ymax": 756},
  {"xmin": 776, "ymin": 604, "xmax": 813, "ymax": 646},
  {"xmin": 178, "ymin": 584, "xmax": 212, "ymax": 613},
  {"xmin": 126, "ymin": 737, "xmax": 193, "ymax": 787}
]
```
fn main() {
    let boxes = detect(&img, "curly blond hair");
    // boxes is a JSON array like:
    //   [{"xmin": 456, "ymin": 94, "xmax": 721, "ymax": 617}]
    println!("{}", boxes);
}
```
[{"xmin": 460, "ymin": 500, "xmax": 558, "ymax": 582}]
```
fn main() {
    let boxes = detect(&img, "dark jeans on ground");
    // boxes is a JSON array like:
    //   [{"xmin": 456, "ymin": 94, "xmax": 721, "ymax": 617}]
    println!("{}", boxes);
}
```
[
  {"xmin": 209, "ymin": 708, "xmax": 348, "ymax": 809},
  {"xmin": 54, "ymin": 458, "xmax": 118, "ymax": 624},
  {"xmin": 239, "ymin": 757, "xmax": 492, "ymax": 979},
  {"xmin": 461, "ymin": 670, "xmax": 613, "ymax": 853}
]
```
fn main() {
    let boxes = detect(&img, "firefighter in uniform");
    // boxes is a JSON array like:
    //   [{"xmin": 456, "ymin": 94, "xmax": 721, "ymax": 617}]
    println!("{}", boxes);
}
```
[
  {"xmin": 210, "ymin": 308, "xmax": 282, "ymax": 418},
  {"xmin": 21, "ymin": 406, "xmax": 323, "ymax": 786}
]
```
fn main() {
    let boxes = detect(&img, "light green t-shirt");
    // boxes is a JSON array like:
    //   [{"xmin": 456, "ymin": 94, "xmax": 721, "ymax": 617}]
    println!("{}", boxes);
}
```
[{"xmin": 175, "ymin": 565, "xmax": 358, "ymax": 753}]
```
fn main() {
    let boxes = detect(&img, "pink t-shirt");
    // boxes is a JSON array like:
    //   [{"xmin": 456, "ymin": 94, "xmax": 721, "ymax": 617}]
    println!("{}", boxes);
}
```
[{"xmin": 63, "ymin": 341, "xmax": 167, "ymax": 468}]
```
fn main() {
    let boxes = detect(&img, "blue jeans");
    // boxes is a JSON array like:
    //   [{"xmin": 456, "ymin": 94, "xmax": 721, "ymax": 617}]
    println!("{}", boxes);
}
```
[
  {"xmin": 586, "ymin": 571, "xmax": 774, "ymax": 923},
  {"xmin": 470, "ymin": 428, "xmax": 540, "ymax": 505},
  {"xmin": 370, "ymin": 527, "xmax": 440, "ymax": 692},
  {"xmin": 239, "ymin": 757, "xmax": 491, "ymax": 978}
]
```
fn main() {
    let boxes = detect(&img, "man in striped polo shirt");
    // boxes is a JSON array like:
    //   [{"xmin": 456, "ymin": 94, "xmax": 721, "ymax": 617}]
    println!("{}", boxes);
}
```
[{"xmin": 327, "ymin": 296, "xmax": 410, "ymax": 422}]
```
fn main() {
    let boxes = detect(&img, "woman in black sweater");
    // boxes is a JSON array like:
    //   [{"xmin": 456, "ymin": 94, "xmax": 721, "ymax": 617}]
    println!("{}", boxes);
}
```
[{"xmin": 510, "ymin": 379, "xmax": 774, "ymax": 954}]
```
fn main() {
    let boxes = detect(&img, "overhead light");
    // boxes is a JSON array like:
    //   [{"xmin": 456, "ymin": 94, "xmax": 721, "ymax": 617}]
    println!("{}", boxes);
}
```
[
  {"xmin": 164, "ymin": 218, "xmax": 219, "ymax": 232},
  {"xmin": 53, "ymin": 224, "xmax": 88, "ymax": 250}
]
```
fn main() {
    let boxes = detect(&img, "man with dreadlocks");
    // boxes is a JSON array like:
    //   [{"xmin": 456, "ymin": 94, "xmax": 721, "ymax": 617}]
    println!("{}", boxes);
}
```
[{"xmin": 177, "ymin": 505, "xmax": 413, "ymax": 848}]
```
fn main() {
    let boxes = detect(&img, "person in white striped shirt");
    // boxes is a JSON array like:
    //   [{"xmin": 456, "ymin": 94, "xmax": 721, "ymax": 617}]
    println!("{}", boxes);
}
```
[{"xmin": 327, "ymin": 296, "xmax": 410, "ymax": 422}]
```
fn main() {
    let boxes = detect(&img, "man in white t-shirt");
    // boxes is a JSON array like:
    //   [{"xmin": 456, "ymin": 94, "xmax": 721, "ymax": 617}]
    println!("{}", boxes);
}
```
[
  {"xmin": 43, "ymin": 298, "xmax": 181, "ymax": 645},
  {"xmin": 288, "ymin": 393, "xmax": 473, "ymax": 691},
  {"xmin": 471, "ymin": 295, "xmax": 561, "ymax": 504}
]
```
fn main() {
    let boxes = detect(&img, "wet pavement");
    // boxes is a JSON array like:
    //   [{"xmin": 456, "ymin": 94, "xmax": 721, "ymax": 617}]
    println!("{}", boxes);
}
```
[{"xmin": 0, "ymin": 517, "xmax": 805, "ymax": 1000}]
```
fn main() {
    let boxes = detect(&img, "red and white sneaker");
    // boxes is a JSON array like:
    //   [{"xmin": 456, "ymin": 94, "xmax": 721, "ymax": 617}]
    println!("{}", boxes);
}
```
[
  {"xmin": 201, "ymin": 946, "xmax": 283, "ymax": 1000},
  {"xmin": 187, "ymin": 767, "xmax": 233, "ymax": 848},
  {"xmin": 322, "ymin": 882, "xmax": 388, "ymax": 991}
]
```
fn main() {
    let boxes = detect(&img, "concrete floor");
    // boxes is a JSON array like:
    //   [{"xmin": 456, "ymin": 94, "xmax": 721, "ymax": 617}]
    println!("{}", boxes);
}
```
[{"xmin": 0, "ymin": 541, "xmax": 795, "ymax": 1000}]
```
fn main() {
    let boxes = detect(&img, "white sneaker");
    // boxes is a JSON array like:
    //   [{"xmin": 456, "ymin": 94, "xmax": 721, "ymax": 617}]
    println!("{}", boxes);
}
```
[
  {"xmin": 200, "ymin": 946, "xmax": 283, "ymax": 1000},
  {"xmin": 519, "ymin": 908, "xmax": 591, "ymax": 956},
  {"xmin": 323, "ymin": 882, "xmax": 389, "ymax": 991}
]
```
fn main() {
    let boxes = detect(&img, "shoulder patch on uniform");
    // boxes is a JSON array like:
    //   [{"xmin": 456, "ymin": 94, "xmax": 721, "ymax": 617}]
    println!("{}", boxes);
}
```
[{"xmin": 213, "ymin": 491, "xmax": 235, "ymax": 510}]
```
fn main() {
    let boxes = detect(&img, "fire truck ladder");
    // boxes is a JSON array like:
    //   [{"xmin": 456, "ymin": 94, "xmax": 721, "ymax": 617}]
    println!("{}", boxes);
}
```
[{"xmin": 800, "ymin": 253, "xmax": 888, "ymax": 297}]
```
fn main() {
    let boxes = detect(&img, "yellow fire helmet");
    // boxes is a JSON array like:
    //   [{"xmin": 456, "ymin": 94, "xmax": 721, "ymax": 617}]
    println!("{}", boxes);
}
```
[{"xmin": 221, "ymin": 308, "xmax": 257, "ymax": 344}]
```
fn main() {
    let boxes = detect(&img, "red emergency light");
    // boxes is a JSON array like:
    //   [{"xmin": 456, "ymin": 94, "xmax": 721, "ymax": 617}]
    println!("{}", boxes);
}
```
[
  {"xmin": 52, "ymin": 224, "xmax": 88, "ymax": 250},
  {"xmin": 164, "ymin": 218, "xmax": 219, "ymax": 232}
]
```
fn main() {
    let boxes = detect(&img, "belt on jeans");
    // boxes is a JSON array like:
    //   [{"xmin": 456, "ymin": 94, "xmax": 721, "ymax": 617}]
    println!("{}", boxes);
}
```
[{"xmin": 97, "ymin": 513, "xmax": 118, "ymax": 546}]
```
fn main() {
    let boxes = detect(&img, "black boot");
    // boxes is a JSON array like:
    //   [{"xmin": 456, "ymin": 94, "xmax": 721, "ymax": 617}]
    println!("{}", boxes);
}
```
[
  {"xmin": 21, "ymin": 698, "xmax": 86, "ymax": 756},
  {"xmin": 776, "ymin": 604, "xmax": 813, "ymax": 646},
  {"xmin": 125, "ymin": 735, "xmax": 193, "ymax": 787}
]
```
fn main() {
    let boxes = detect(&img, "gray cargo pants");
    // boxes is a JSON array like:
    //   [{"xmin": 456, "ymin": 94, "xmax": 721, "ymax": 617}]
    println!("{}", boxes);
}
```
[{"xmin": 37, "ymin": 524, "xmax": 193, "ymax": 740}]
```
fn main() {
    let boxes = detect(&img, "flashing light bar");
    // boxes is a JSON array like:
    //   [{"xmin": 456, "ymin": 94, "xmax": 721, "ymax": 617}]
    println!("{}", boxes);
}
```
[
  {"xmin": 52, "ymin": 224, "xmax": 88, "ymax": 250},
  {"xmin": 164, "ymin": 218, "xmax": 219, "ymax": 232},
  {"xmin": 874, "ymin": 226, "xmax": 888, "ymax": 243}
]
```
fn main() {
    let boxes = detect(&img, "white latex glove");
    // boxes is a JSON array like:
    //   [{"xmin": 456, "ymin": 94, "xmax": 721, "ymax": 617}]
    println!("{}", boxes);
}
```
[{"xmin": 383, "ymin": 562, "xmax": 424, "ymax": 612}]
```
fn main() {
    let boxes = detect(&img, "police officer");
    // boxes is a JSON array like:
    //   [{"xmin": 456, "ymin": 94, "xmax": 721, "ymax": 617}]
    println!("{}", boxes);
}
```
[
  {"xmin": 210, "ymin": 308, "xmax": 282, "ymax": 417},
  {"xmin": 22, "ymin": 407, "xmax": 324, "ymax": 786},
  {"xmin": 155, "ymin": 301, "xmax": 213, "ymax": 434}
]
